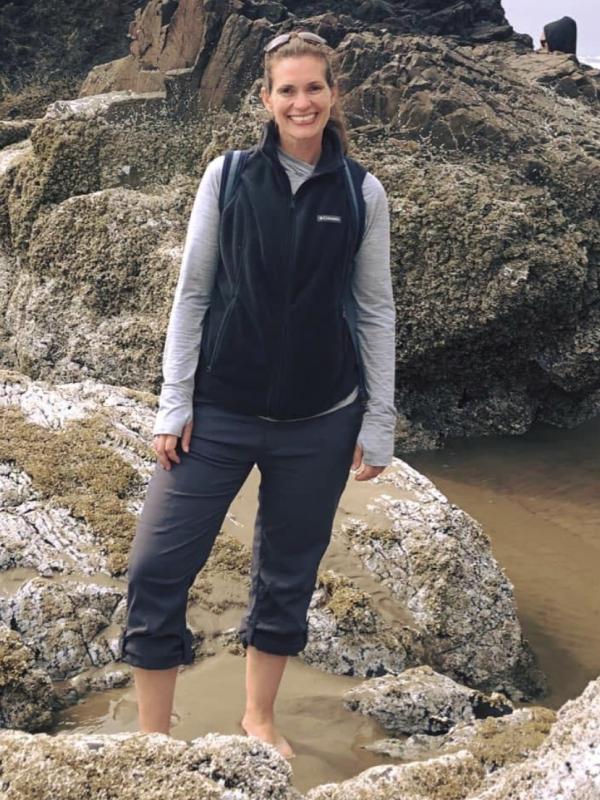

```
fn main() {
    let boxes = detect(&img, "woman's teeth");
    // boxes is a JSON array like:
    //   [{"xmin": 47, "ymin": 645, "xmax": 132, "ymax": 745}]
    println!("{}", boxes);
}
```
[{"xmin": 289, "ymin": 113, "xmax": 318, "ymax": 123}]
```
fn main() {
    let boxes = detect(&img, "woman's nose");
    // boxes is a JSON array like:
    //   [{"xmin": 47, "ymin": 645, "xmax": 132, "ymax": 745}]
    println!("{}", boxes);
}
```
[{"xmin": 292, "ymin": 93, "xmax": 312, "ymax": 109}]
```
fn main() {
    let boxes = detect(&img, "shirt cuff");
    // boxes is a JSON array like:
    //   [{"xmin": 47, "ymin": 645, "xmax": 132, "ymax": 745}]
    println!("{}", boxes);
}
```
[
  {"xmin": 152, "ymin": 404, "xmax": 193, "ymax": 438},
  {"xmin": 356, "ymin": 409, "xmax": 397, "ymax": 467}
]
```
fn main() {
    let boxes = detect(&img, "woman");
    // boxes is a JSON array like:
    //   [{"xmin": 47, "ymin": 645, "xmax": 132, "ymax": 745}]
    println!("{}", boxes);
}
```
[{"xmin": 118, "ymin": 30, "xmax": 397, "ymax": 760}]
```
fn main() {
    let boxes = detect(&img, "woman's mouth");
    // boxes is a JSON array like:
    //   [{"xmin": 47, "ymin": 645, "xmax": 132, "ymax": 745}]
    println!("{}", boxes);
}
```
[{"xmin": 288, "ymin": 112, "xmax": 319, "ymax": 125}]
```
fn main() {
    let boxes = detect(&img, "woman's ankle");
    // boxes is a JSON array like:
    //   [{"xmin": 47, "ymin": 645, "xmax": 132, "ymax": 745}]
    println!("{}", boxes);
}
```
[{"xmin": 242, "ymin": 708, "xmax": 274, "ymax": 726}]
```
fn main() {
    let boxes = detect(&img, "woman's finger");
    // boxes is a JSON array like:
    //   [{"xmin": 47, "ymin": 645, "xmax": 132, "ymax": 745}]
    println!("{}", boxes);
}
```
[
  {"xmin": 153, "ymin": 434, "xmax": 180, "ymax": 470},
  {"xmin": 351, "ymin": 444, "xmax": 362, "ymax": 472},
  {"xmin": 354, "ymin": 465, "xmax": 385, "ymax": 482},
  {"xmin": 181, "ymin": 420, "xmax": 193, "ymax": 453}
]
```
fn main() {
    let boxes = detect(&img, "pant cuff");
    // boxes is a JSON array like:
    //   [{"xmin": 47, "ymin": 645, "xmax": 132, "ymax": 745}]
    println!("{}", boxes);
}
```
[
  {"xmin": 117, "ymin": 627, "xmax": 195, "ymax": 669},
  {"xmin": 238, "ymin": 627, "xmax": 307, "ymax": 656}
]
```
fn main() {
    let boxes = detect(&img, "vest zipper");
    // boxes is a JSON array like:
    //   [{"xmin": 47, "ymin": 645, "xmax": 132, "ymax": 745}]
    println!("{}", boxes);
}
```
[{"xmin": 268, "ymin": 192, "xmax": 296, "ymax": 416}]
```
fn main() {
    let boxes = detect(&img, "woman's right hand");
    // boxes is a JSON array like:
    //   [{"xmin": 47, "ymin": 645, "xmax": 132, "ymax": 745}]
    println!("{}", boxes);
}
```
[{"xmin": 153, "ymin": 420, "xmax": 194, "ymax": 471}]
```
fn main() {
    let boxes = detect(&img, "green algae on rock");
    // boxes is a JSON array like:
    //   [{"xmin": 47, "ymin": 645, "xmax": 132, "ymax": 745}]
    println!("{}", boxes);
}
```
[
  {"xmin": 0, "ymin": 729, "xmax": 299, "ymax": 800},
  {"xmin": 317, "ymin": 569, "xmax": 378, "ymax": 634},
  {"xmin": 306, "ymin": 749, "xmax": 486, "ymax": 800},
  {"xmin": 0, "ymin": 406, "xmax": 140, "ymax": 575},
  {"xmin": 0, "ymin": 624, "xmax": 56, "ymax": 732},
  {"xmin": 303, "ymin": 569, "xmax": 424, "ymax": 678},
  {"xmin": 4, "ymin": 578, "xmax": 124, "ymax": 680}
]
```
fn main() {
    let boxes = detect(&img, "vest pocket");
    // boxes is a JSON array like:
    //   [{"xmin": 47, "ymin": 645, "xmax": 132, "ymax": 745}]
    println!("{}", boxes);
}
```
[{"xmin": 206, "ymin": 295, "xmax": 238, "ymax": 372}]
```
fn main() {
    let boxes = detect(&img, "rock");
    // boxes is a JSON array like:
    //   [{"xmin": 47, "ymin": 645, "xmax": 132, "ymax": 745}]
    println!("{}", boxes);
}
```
[
  {"xmin": 9, "ymin": 186, "xmax": 186, "ymax": 390},
  {"xmin": 0, "ymin": 463, "xmax": 110, "ymax": 576},
  {"xmin": 0, "ymin": 371, "xmax": 156, "ymax": 575},
  {"xmin": 306, "ymin": 749, "xmax": 485, "ymax": 799},
  {"xmin": 1, "ymin": 577, "xmax": 123, "ymax": 680},
  {"xmin": 185, "ymin": 733, "xmax": 296, "ymax": 799},
  {"xmin": 343, "ymin": 665, "xmax": 513, "ymax": 736},
  {"xmin": 0, "ymin": 121, "xmax": 36, "ymax": 149},
  {"xmin": 303, "ymin": 570, "xmax": 425, "ymax": 677},
  {"xmin": 466, "ymin": 675, "xmax": 600, "ymax": 799},
  {"xmin": 306, "ymin": 675, "xmax": 600, "ymax": 799},
  {"xmin": 366, "ymin": 705, "xmax": 554, "ymax": 768},
  {"xmin": 0, "ymin": 624, "xmax": 56, "ymax": 732},
  {"xmin": 0, "ymin": 730, "xmax": 299, "ymax": 800},
  {"xmin": 342, "ymin": 462, "xmax": 547, "ymax": 700},
  {"xmin": 72, "ymin": 1, "xmax": 516, "ymax": 105}
]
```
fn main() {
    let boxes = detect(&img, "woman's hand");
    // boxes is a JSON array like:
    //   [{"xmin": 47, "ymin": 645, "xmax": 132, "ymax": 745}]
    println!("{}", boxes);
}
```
[
  {"xmin": 351, "ymin": 444, "xmax": 385, "ymax": 481},
  {"xmin": 153, "ymin": 420, "xmax": 194, "ymax": 471}
]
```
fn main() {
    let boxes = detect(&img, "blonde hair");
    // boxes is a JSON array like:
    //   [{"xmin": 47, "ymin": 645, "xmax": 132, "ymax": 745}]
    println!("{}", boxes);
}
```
[{"xmin": 262, "ymin": 34, "xmax": 349, "ymax": 154}]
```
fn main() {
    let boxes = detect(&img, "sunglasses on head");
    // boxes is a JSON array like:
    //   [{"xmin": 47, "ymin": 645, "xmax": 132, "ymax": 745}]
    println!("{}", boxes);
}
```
[{"xmin": 264, "ymin": 31, "xmax": 328, "ymax": 54}]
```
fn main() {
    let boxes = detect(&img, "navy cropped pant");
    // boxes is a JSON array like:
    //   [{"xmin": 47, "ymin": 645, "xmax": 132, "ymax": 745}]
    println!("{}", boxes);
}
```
[{"xmin": 117, "ymin": 396, "xmax": 363, "ymax": 669}]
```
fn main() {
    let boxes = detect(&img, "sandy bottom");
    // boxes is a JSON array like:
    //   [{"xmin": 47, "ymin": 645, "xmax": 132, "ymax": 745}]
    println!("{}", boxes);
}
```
[{"xmin": 50, "ymin": 413, "xmax": 600, "ymax": 793}]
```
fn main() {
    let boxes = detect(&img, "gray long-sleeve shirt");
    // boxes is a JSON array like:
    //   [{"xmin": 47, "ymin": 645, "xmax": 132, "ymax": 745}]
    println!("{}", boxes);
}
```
[{"xmin": 154, "ymin": 147, "xmax": 397, "ymax": 465}]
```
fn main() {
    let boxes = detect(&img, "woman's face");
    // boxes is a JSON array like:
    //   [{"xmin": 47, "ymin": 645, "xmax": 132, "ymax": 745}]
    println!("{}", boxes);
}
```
[{"xmin": 261, "ymin": 55, "xmax": 337, "ymax": 147}]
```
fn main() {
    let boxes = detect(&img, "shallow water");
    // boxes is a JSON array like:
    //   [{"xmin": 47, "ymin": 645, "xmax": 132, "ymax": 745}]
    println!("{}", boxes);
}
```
[
  {"xmin": 407, "ymin": 414, "xmax": 600, "ymax": 711},
  {"xmin": 52, "ymin": 414, "xmax": 600, "ymax": 793}
]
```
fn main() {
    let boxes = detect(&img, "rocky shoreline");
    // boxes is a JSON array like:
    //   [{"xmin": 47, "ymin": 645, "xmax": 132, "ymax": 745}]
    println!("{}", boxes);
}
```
[
  {"xmin": 1, "ymin": 0, "xmax": 599, "ymax": 796},
  {"xmin": 0, "ymin": 373, "xmax": 597, "ymax": 797}
]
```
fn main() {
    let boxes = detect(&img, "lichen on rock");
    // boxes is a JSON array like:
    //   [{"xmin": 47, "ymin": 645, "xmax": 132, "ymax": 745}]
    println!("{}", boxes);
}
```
[
  {"xmin": 0, "ymin": 624, "xmax": 56, "ymax": 732},
  {"xmin": 303, "ymin": 569, "xmax": 424, "ymax": 677}
]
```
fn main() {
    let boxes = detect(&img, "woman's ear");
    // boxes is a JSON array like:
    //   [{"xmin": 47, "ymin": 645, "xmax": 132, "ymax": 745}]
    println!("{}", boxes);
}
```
[{"xmin": 260, "ymin": 86, "xmax": 272, "ymax": 114}]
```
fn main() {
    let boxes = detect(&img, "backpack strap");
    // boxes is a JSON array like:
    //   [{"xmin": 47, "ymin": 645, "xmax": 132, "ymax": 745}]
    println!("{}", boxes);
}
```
[
  {"xmin": 219, "ymin": 149, "xmax": 253, "ymax": 213},
  {"xmin": 341, "ymin": 156, "xmax": 368, "ymax": 398},
  {"xmin": 342, "ymin": 156, "xmax": 367, "ymax": 253}
]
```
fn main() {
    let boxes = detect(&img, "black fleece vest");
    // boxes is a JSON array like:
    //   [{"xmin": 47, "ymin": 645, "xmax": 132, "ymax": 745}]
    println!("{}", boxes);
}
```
[{"xmin": 193, "ymin": 121, "xmax": 365, "ymax": 419}]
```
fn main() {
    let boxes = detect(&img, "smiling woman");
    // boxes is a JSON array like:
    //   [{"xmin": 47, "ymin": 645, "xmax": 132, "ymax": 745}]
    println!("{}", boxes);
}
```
[
  {"xmin": 261, "ymin": 42, "xmax": 338, "ymax": 165},
  {"xmin": 261, "ymin": 31, "xmax": 349, "ymax": 158},
  {"xmin": 117, "ymin": 29, "xmax": 397, "ymax": 762}
]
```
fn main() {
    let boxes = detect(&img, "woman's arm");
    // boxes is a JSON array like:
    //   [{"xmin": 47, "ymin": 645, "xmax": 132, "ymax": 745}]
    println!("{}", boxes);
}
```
[
  {"xmin": 153, "ymin": 155, "xmax": 225, "ymax": 437},
  {"xmin": 351, "ymin": 172, "xmax": 397, "ymax": 467}
]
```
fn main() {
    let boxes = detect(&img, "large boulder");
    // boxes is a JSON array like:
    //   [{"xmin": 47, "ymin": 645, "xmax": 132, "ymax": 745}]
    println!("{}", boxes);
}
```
[
  {"xmin": 1, "ymin": 17, "xmax": 598, "ymax": 445},
  {"xmin": 78, "ymin": 0, "xmax": 517, "ymax": 107},
  {"xmin": 342, "ymin": 462, "xmax": 547, "ymax": 700}
]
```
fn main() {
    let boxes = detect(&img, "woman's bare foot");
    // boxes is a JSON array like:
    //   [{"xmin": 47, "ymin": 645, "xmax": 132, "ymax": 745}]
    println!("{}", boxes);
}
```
[{"xmin": 240, "ymin": 715, "xmax": 295, "ymax": 759}]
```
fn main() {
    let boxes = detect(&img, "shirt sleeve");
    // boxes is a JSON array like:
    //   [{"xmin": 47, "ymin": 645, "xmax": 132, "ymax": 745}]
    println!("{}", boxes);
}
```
[
  {"xmin": 152, "ymin": 156, "xmax": 225, "ymax": 437},
  {"xmin": 352, "ymin": 172, "xmax": 398, "ymax": 466}
]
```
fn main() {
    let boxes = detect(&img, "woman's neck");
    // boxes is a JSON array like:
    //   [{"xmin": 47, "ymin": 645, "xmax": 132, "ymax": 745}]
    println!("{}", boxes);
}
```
[{"xmin": 277, "ymin": 133, "xmax": 322, "ymax": 166}]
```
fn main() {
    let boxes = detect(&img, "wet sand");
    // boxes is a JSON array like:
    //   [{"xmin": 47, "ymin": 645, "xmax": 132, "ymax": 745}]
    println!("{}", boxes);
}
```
[{"xmin": 50, "ymin": 414, "xmax": 600, "ymax": 793}]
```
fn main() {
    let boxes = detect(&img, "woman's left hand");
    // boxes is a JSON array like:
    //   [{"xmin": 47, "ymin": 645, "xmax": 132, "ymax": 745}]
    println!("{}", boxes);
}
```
[{"xmin": 351, "ymin": 444, "xmax": 386, "ymax": 481}]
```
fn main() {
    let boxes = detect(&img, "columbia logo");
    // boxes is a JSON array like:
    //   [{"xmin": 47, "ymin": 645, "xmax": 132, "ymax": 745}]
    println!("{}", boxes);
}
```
[{"xmin": 317, "ymin": 214, "xmax": 342, "ymax": 223}]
